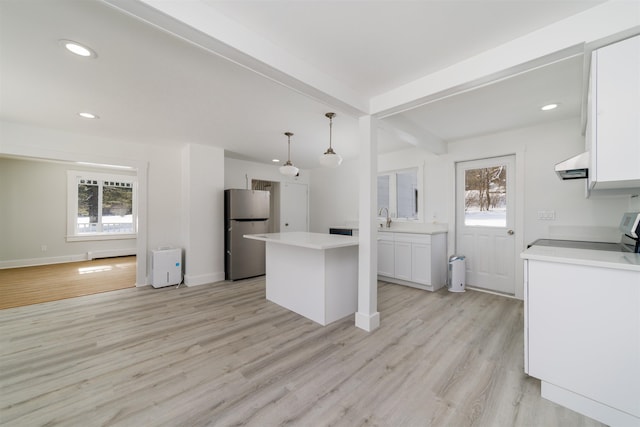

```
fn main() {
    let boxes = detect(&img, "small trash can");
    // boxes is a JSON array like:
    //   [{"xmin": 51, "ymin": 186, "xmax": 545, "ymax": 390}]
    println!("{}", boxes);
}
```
[{"xmin": 448, "ymin": 255, "xmax": 466, "ymax": 293}]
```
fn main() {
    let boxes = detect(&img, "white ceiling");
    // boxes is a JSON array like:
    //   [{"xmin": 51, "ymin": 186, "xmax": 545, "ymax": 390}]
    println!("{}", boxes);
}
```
[
  {"xmin": 204, "ymin": 0, "xmax": 600, "ymax": 98},
  {"xmin": 0, "ymin": 0, "xmax": 613, "ymax": 169}
]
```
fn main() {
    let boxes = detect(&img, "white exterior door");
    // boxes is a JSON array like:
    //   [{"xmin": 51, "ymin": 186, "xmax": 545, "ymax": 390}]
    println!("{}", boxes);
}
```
[
  {"xmin": 281, "ymin": 182, "xmax": 308, "ymax": 232},
  {"xmin": 455, "ymin": 155, "xmax": 516, "ymax": 295}
]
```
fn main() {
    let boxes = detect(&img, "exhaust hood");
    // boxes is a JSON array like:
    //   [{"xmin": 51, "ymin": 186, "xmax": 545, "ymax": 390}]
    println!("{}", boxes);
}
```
[{"xmin": 555, "ymin": 152, "xmax": 589, "ymax": 180}]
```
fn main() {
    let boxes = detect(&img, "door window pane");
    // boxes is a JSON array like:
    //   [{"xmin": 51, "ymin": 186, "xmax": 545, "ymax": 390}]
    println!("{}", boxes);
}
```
[{"xmin": 464, "ymin": 165, "xmax": 507, "ymax": 227}]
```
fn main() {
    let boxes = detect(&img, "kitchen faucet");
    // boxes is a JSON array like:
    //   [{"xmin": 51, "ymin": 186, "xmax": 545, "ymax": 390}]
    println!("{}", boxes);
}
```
[{"xmin": 378, "ymin": 207, "xmax": 392, "ymax": 228}]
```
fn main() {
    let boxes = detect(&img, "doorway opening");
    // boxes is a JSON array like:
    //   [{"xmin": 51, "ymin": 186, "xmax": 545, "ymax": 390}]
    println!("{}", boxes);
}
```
[{"xmin": 252, "ymin": 179, "xmax": 280, "ymax": 233}]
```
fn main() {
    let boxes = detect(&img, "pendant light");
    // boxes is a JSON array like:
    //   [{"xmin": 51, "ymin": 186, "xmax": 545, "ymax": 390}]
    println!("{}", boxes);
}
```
[
  {"xmin": 279, "ymin": 132, "xmax": 299, "ymax": 176},
  {"xmin": 319, "ymin": 112, "xmax": 343, "ymax": 168}
]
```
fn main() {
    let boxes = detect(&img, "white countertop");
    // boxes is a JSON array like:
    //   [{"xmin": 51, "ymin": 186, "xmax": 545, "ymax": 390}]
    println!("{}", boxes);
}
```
[
  {"xmin": 330, "ymin": 224, "xmax": 448, "ymax": 235},
  {"xmin": 244, "ymin": 232, "xmax": 359, "ymax": 250},
  {"xmin": 521, "ymin": 245, "xmax": 640, "ymax": 272},
  {"xmin": 377, "ymin": 227, "xmax": 448, "ymax": 235}
]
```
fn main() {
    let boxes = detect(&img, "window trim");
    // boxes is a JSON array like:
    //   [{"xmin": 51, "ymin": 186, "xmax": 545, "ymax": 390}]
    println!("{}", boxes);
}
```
[
  {"xmin": 377, "ymin": 165, "xmax": 423, "ymax": 222},
  {"xmin": 67, "ymin": 170, "xmax": 138, "ymax": 242}
]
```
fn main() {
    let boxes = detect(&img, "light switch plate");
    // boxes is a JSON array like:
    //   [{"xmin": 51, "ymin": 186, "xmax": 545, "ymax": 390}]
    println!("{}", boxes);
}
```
[{"xmin": 537, "ymin": 210, "xmax": 556, "ymax": 220}]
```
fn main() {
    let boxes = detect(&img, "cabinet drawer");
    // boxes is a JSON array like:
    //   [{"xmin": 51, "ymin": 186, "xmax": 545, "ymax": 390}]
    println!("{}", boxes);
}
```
[{"xmin": 394, "ymin": 233, "xmax": 431, "ymax": 244}]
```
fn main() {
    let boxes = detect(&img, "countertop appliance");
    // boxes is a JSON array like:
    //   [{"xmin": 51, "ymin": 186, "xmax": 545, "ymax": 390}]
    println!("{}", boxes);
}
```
[
  {"xmin": 224, "ymin": 189, "xmax": 270, "ymax": 280},
  {"xmin": 528, "ymin": 212, "xmax": 640, "ymax": 253}
]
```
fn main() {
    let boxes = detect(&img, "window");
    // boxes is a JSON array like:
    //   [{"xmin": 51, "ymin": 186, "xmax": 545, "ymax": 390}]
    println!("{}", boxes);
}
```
[
  {"xmin": 67, "ymin": 171, "xmax": 137, "ymax": 241},
  {"xmin": 377, "ymin": 167, "xmax": 420, "ymax": 221},
  {"xmin": 463, "ymin": 165, "xmax": 507, "ymax": 227}
]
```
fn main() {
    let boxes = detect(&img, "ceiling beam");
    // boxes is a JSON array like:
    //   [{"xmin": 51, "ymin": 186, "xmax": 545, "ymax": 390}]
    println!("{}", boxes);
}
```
[
  {"xmin": 370, "ymin": 0, "xmax": 640, "ymax": 117},
  {"xmin": 378, "ymin": 115, "xmax": 446, "ymax": 155},
  {"xmin": 103, "ymin": 0, "xmax": 369, "ymax": 116}
]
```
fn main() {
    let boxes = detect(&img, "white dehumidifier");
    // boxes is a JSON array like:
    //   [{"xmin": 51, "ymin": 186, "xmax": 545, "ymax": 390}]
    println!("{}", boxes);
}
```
[
  {"xmin": 448, "ymin": 255, "xmax": 466, "ymax": 293},
  {"xmin": 152, "ymin": 248, "xmax": 182, "ymax": 288}
]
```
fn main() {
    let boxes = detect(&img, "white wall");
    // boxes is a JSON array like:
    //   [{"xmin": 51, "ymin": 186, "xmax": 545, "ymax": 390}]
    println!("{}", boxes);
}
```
[
  {"xmin": 0, "ymin": 157, "xmax": 137, "ymax": 266},
  {"xmin": 378, "ymin": 147, "xmax": 448, "ymax": 225},
  {"xmin": 225, "ymin": 157, "xmax": 311, "ymax": 233},
  {"xmin": 446, "ymin": 118, "xmax": 631, "ymax": 246},
  {"xmin": 309, "ymin": 158, "xmax": 359, "ymax": 233},
  {"xmin": 310, "ymin": 117, "xmax": 635, "ymax": 299},
  {"xmin": 182, "ymin": 144, "xmax": 225, "ymax": 286},
  {"xmin": 0, "ymin": 120, "xmax": 183, "ymax": 285},
  {"xmin": 224, "ymin": 157, "xmax": 309, "ymax": 189}
]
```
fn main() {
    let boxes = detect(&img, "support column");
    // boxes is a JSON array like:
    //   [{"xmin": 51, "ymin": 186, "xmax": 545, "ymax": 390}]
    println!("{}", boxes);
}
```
[{"xmin": 355, "ymin": 115, "xmax": 380, "ymax": 331}]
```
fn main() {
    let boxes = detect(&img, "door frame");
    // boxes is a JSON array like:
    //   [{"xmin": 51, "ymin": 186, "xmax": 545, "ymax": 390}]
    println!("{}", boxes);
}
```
[{"xmin": 448, "ymin": 150, "xmax": 525, "ymax": 299}]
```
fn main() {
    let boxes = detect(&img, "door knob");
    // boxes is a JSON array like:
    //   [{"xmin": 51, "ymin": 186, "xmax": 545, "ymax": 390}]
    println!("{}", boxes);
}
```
[
  {"xmin": 507, "ymin": 229, "xmax": 514, "ymax": 235},
  {"xmin": 285, "ymin": 223, "xmax": 289, "ymax": 227}
]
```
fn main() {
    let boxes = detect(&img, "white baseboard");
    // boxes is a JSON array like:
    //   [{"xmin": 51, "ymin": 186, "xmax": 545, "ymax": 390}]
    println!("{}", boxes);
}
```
[
  {"xmin": 0, "ymin": 254, "xmax": 87, "ymax": 269},
  {"xmin": 541, "ymin": 381, "xmax": 639, "ymax": 427},
  {"xmin": 1, "ymin": 248, "xmax": 136, "ymax": 269},
  {"xmin": 87, "ymin": 248, "xmax": 136, "ymax": 260},
  {"xmin": 184, "ymin": 271, "xmax": 225, "ymax": 287},
  {"xmin": 355, "ymin": 311, "xmax": 380, "ymax": 332}
]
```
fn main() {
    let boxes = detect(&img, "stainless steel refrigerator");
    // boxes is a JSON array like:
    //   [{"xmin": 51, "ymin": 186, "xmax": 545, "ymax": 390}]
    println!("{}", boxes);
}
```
[{"xmin": 224, "ymin": 189, "xmax": 270, "ymax": 280}]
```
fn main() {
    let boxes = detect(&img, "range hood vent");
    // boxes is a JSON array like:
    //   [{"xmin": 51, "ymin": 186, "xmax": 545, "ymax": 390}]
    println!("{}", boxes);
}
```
[{"xmin": 555, "ymin": 152, "xmax": 589, "ymax": 180}]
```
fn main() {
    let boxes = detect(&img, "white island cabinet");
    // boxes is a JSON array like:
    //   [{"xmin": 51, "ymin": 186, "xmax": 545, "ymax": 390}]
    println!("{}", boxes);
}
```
[
  {"xmin": 244, "ymin": 232, "xmax": 358, "ymax": 326},
  {"xmin": 522, "ymin": 246, "xmax": 640, "ymax": 427}
]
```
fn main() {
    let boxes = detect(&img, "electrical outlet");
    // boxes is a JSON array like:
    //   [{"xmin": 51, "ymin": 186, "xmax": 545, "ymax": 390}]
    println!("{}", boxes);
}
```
[{"xmin": 41, "ymin": 244, "xmax": 47, "ymax": 252}]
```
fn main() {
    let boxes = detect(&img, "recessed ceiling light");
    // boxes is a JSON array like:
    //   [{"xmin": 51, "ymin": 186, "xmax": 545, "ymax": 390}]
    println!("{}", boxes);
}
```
[
  {"xmin": 78, "ymin": 112, "xmax": 99, "ymax": 119},
  {"xmin": 541, "ymin": 103, "xmax": 559, "ymax": 111},
  {"xmin": 272, "ymin": 159, "xmax": 280, "ymax": 163},
  {"xmin": 60, "ymin": 39, "xmax": 97, "ymax": 58}
]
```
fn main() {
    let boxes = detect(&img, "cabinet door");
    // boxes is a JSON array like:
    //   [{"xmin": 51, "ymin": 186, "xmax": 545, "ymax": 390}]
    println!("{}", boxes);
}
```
[
  {"xmin": 394, "ymin": 241, "xmax": 412, "ymax": 281},
  {"xmin": 411, "ymin": 243, "xmax": 431, "ymax": 285},
  {"xmin": 594, "ymin": 35, "xmax": 640, "ymax": 185},
  {"xmin": 377, "ymin": 240, "xmax": 394, "ymax": 277},
  {"xmin": 528, "ymin": 260, "xmax": 640, "ymax": 417}
]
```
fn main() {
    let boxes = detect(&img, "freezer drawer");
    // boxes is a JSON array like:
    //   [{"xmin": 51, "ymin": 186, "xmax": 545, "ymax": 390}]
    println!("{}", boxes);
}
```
[{"xmin": 226, "ymin": 220, "xmax": 268, "ymax": 280}]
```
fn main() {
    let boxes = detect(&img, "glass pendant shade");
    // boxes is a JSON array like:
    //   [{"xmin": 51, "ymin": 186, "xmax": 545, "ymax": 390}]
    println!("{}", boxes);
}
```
[
  {"xmin": 319, "ymin": 149, "xmax": 342, "ymax": 168},
  {"xmin": 279, "ymin": 132, "xmax": 299, "ymax": 176},
  {"xmin": 320, "ymin": 112, "xmax": 341, "ymax": 168},
  {"xmin": 279, "ymin": 162, "xmax": 299, "ymax": 176}
]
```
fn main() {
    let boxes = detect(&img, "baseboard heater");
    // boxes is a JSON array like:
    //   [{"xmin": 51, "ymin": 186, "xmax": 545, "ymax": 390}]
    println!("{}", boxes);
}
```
[{"xmin": 87, "ymin": 248, "xmax": 136, "ymax": 260}]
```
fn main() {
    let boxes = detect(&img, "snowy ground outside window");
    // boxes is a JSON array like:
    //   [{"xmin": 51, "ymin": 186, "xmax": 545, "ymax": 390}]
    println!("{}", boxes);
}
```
[{"xmin": 464, "ymin": 208, "xmax": 506, "ymax": 227}]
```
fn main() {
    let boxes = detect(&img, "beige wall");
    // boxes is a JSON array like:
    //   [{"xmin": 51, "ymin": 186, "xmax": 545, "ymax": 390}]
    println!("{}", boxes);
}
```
[{"xmin": 0, "ymin": 157, "xmax": 137, "ymax": 266}]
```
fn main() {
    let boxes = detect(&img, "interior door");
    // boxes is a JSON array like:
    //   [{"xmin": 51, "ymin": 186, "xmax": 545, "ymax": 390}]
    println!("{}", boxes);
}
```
[
  {"xmin": 455, "ymin": 155, "xmax": 516, "ymax": 294},
  {"xmin": 280, "ymin": 182, "xmax": 308, "ymax": 232}
]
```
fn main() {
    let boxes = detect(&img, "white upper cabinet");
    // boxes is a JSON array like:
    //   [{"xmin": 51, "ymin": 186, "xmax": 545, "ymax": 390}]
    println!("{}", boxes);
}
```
[{"xmin": 588, "ymin": 35, "xmax": 640, "ymax": 190}]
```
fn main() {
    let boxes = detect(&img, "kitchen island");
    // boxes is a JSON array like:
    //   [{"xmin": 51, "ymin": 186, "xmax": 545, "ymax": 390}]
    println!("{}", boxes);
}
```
[
  {"xmin": 244, "ymin": 232, "xmax": 359, "ymax": 326},
  {"xmin": 521, "ymin": 246, "xmax": 640, "ymax": 426}
]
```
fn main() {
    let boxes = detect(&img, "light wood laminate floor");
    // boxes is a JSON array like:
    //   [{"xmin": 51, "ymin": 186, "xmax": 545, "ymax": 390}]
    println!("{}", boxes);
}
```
[{"xmin": 0, "ymin": 278, "xmax": 603, "ymax": 427}]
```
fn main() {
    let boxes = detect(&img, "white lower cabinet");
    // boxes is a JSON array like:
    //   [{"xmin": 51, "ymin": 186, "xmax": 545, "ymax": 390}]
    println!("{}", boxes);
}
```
[
  {"xmin": 524, "ymin": 259, "xmax": 640, "ymax": 426},
  {"xmin": 411, "ymin": 243, "xmax": 431, "ymax": 284},
  {"xmin": 377, "ymin": 232, "xmax": 447, "ymax": 291},
  {"xmin": 377, "ymin": 238, "xmax": 394, "ymax": 277},
  {"xmin": 393, "ymin": 241, "xmax": 412, "ymax": 281}
]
